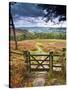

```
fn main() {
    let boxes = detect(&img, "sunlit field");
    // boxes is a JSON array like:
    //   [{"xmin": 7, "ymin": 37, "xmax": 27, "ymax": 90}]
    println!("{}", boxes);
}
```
[{"xmin": 10, "ymin": 39, "xmax": 66, "ymax": 87}]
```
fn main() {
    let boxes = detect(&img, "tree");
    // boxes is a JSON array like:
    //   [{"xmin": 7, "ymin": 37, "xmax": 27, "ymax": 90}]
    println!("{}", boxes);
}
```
[
  {"xmin": 37, "ymin": 4, "xmax": 66, "ymax": 24},
  {"xmin": 9, "ymin": 2, "xmax": 17, "ymax": 49}
]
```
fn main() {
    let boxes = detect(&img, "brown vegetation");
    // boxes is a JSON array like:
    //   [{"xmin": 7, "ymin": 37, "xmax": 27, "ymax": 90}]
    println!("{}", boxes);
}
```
[{"xmin": 9, "ymin": 39, "xmax": 66, "ymax": 87}]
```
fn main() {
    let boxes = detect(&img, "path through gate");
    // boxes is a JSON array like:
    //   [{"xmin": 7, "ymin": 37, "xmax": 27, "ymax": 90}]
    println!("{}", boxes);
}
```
[
  {"xmin": 29, "ymin": 52, "xmax": 52, "ymax": 72},
  {"xmin": 23, "ymin": 48, "xmax": 66, "ymax": 73}
]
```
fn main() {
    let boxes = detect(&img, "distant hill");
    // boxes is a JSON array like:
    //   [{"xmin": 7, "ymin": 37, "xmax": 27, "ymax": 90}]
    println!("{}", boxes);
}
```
[
  {"xmin": 10, "ymin": 27, "xmax": 66, "ymax": 37},
  {"xmin": 10, "ymin": 28, "xmax": 29, "ymax": 36},
  {"xmin": 10, "ymin": 27, "xmax": 66, "ymax": 40},
  {"xmin": 16, "ymin": 27, "xmax": 66, "ymax": 33}
]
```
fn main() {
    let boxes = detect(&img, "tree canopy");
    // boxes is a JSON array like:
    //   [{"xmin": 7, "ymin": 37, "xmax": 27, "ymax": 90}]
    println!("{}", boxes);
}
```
[{"xmin": 37, "ymin": 4, "xmax": 66, "ymax": 23}]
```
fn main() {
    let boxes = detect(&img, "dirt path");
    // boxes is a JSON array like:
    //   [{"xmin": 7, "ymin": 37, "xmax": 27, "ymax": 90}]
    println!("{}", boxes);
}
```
[
  {"xmin": 32, "ymin": 72, "xmax": 48, "ymax": 86},
  {"xmin": 36, "ymin": 42, "xmax": 44, "ymax": 53},
  {"xmin": 24, "ymin": 72, "xmax": 48, "ymax": 87}
]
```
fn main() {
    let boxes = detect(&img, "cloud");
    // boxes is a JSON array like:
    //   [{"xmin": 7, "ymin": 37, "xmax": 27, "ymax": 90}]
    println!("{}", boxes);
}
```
[
  {"xmin": 14, "ymin": 16, "xmax": 66, "ymax": 28},
  {"xmin": 10, "ymin": 2, "xmax": 66, "ymax": 28},
  {"xmin": 11, "ymin": 3, "xmax": 44, "ymax": 17}
]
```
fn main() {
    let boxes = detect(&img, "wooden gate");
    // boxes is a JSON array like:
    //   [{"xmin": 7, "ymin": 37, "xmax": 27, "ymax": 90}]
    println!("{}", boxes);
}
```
[
  {"xmin": 10, "ymin": 48, "xmax": 66, "ymax": 74},
  {"xmin": 29, "ymin": 53, "xmax": 50, "ymax": 72},
  {"xmin": 23, "ymin": 51, "xmax": 53, "ymax": 73}
]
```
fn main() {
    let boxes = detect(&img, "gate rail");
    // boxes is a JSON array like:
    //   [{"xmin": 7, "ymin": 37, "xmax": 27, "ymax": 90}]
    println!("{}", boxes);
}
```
[
  {"xmin": 23, "ymin": 48, "xmax": 66, "ymax": 74},
  {"xmin": 10, "ymin": 48, "xmax": 66, "ymax": 75}
]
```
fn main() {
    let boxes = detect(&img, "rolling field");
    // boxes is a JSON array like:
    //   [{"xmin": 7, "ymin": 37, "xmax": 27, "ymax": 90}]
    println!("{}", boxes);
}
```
[
  {"xmin": 10, "ymin": 39, "xmax": 66, "ymax": 87},
  {"xmin": 10, "ymin": 39, "xmax": 66, "ymax": 53}
]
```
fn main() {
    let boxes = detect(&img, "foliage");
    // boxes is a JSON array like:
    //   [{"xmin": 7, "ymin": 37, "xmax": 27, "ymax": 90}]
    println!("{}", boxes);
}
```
[
  {"xmin": 37, "ymin": 4, "xmax": 66, "ymax": 23},
  {"xmin": 10, "ymin": 32, "xmax": 66, "ymax": 41}
]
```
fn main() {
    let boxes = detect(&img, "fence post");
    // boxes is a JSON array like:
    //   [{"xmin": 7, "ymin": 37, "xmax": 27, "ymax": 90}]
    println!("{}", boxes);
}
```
[
  {"xmin": 61, "ymin": 48, "xmax": 66, "ymax": 77},
  {"xmin": 49, "ymin": 51, "xmax": 53, "ymax": 75},
  {"xmin": 28, "ymin": 51, "xmax": 31, "ymax": 72},
  {"xmin": 23, "ymin": 51, "xmax": 29, "ymax": 71}
]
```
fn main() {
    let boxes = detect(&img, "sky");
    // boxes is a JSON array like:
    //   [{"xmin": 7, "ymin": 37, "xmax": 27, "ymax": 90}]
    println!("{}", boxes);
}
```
[{"xmin": 10, "ymin": 2, "xmax": 66, "ymax": 28}]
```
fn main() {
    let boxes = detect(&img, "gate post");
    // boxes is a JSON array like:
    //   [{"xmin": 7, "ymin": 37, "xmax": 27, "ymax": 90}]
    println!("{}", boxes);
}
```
[
  {"xmin": 23, "ymin": 51, "xmax": 29, "ymax": 71},
  {"xmin": 61, "ymin": 48, "xmax": 66, "ymax": 77},
  {"xmin": 28, "ymin": 51, "xmax": 31, "ymax": 72},
  {"xmin": 49, "ymin": 51, "xmax": 53, "ymax": 75}
]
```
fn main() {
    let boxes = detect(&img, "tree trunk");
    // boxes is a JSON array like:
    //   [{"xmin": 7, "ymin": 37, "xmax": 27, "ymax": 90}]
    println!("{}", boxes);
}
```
[{"xmin": 9, "ymin": 3, "xmax": 17, "ymax": 49}]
